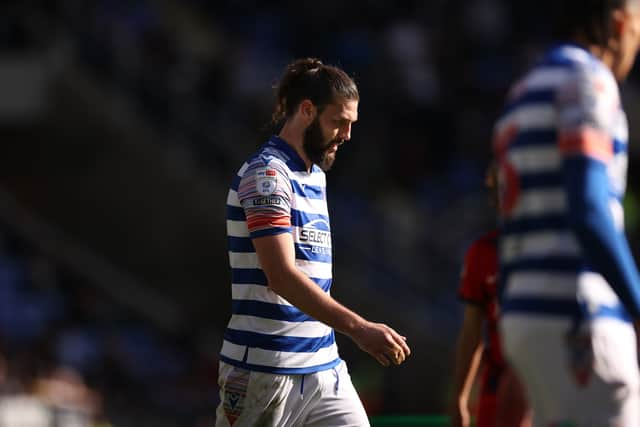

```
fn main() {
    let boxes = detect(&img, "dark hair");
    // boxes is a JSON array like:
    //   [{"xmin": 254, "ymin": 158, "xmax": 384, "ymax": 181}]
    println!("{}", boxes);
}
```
[
  {"xmin": 271, "ymin": 58, "xmax": 359, "ymax": 125},
  {"xmin": 552, "ymin": 0, "xmax": 632, "ymax": 47}
]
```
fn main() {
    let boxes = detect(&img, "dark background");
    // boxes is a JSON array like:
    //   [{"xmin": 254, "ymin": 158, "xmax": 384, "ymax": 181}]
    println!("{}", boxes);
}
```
[{"xmin": 2, "ymin": 1, "xmax": 640, "ymax": 425}]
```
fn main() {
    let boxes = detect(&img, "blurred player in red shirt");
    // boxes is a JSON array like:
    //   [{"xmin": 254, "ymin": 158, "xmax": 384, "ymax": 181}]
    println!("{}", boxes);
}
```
[{"xmin": 450, "ymin": 168, "xmax": 531, "ymax": 427}]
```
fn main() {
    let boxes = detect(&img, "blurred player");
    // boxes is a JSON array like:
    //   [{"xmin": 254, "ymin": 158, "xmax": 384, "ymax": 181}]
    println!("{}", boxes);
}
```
[
  {"xmin": 451, "ymin": 167, "xmax": 531, "ymax": 427},
  {"xmin": 494, "ymin": 0, "xmax": 640, "ymax": 425},
  {"xmin": 216, "ymin": 58, "xmax": 410, "ymax": 427}
]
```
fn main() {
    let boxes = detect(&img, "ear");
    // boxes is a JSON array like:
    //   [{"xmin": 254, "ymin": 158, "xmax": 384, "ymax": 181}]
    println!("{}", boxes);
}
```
[{"xmin": 298, "ymin": 99, "xmax": 317, "ymax": 125}]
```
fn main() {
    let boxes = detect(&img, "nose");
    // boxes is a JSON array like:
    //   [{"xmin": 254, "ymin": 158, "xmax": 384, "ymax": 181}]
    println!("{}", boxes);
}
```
[{"xmin": 339, "ymin": 123, "xmax": 352, "ymax": 142}]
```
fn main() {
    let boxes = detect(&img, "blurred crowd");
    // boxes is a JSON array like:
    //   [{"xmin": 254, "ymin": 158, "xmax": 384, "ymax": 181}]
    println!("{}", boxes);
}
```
[
  {"xmin": 4, "ymin": 0, "xmax": 640, "ymax": 422},
  {"xmin": 0, "ymin": 225, "xmax": 218, "ymax": 426},
  {"xmin": 57, "ymin": 0, "xmax": 505, "ymax": 298}
]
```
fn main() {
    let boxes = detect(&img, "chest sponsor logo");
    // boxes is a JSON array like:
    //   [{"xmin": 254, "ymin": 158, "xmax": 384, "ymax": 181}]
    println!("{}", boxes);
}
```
[{"xmin": 298, "ymin": 219, "xmax": 331, "ymax": 256}]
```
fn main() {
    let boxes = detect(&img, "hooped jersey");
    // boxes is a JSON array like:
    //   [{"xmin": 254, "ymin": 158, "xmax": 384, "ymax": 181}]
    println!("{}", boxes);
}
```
[
  {"xmin": 222, "ymin": 136, "xmax": 340, "ymax": 374},
  {"xmin": 493, "ymin": 44, "xmax": 630, "ymax": 322}
]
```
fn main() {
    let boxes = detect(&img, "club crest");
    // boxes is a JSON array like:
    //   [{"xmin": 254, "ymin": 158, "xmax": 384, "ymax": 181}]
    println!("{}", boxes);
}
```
[{"xmin": 223, "ymin": 368, "xmax": 250, "ymax": 425}]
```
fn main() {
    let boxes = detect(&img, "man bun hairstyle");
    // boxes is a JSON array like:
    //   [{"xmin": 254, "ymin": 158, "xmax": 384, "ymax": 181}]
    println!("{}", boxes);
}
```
[{"xmin": 271, "ymin": 58, "xmax": 359, "ymax": 125}]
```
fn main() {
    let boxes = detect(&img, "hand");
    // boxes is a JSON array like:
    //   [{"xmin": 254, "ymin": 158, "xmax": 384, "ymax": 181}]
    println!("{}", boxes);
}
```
[{"xmin": 350, "ymin": 321, "xmax": 411, "ymax": 367}]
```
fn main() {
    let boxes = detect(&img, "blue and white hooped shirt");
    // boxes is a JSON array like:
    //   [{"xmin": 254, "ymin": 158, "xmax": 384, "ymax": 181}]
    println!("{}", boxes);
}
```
[
  {"xmin": 494, "ymin": 43, "xmax": 638, "ymax": 323},
  {"xmin": 222, "ymin": 136, "xmax": 340, "ymax": 374}
]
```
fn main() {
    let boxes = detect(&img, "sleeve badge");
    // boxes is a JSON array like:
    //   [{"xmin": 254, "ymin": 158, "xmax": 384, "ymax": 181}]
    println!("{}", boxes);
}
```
[{"xmin": 256, "ymin": 167, "xmax": 278, "ymax": 196}]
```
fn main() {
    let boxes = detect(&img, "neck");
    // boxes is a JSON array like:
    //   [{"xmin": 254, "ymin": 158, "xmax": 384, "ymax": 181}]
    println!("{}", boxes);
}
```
[
  {"xmin": 589, "ymin": 44, "xmax": 617, "ymax": 71},
  {"xmin": 278, "ymin": 120, "xmax": 313, "ymax": 171}
]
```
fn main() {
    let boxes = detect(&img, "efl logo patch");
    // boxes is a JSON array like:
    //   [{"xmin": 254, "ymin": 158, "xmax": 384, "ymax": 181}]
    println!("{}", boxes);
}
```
[
  {"xmin": 256, "ymin": 167, "xmax": 277, "ymax": 196},
  {"xmin": 223, "ymin": 369, "xmax": 250, "ymax": 425}
]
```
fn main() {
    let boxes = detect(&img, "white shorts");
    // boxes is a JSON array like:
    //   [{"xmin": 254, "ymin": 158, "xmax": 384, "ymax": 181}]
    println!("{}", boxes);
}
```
[
  {"xmin": 215, "ymin": 360, "xmax": 370, "ymax": 427},
  {"xmin": 501, "ymin": 315, "xmax": 640, "ymax": 427}
]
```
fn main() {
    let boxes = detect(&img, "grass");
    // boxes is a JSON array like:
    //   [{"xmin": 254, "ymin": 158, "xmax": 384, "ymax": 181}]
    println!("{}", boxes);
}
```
[{"xmin": 370, "ymin": 415, "xmax": 451, "ymax": 427}]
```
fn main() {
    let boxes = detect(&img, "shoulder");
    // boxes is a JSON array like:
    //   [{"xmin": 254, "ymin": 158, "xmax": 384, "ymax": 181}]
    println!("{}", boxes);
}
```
[
  {"xmin": 553, "ymin": 52, "xmax": 619, "ymax": 130},
  {"xmin": 460, "ymin": 231, "xmax": 498, "ymax": 295},
  {"xmin": 527, "ymin": 45, "xmax": 607, "ymax": 89},
  {"xmin": 242, "ymin": 153, "xmax": 291, "ymax": 180},
  {"xmin": 469, "ymin": 230, "xmax": 498, "ymax": 252},
  {"xmin": 544, "ymin": 44, "xmax": 590, "ymax": 67},
  {"xmin": 546, "ymin": 46, "xmax": 618, "ymax": 97},
  {"xmin": 464, "ymin": 230, "xmax": 498, "ymax": 265},
  {"xmin": 502, "ymin": 46, "xmax": 583, "ymax": 105}
]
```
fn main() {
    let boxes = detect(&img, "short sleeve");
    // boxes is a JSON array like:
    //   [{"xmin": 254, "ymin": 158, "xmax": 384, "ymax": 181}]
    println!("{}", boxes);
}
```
[
  {"xmin": 458, "ymin": 242, "xmax": 489, "ymax": 305},
  {"xmin": 556, "ymin": 64, "xmax": 616, "ymax": 164},
  {"xmin": 237, "ymin": 157, "xmax": 293, "ymax": 238}
]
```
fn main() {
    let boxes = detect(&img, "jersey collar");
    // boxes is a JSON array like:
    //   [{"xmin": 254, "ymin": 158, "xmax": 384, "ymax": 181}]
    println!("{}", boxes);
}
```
[{"xmin": 268, "ymin": 135, "xmax": 309, "ymax": 172}]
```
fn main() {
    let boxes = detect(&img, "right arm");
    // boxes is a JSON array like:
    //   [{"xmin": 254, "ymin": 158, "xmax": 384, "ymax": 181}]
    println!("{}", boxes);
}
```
[
  {"xmin": 238, "ymin": 158, "xmax": 409, "ymax": 366},
  {"xmin": 450, "ymin": 304, "xmax": 484, "ymax": 427},
  {"xmin": 253, "ymin": 231, "xmax": 410, "ymax": 366}
]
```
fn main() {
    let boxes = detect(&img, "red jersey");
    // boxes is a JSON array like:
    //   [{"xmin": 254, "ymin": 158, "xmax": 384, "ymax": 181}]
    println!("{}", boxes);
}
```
[{"xmin": 458, "ymin": 230, "xmax": 505, "ymax": 391}]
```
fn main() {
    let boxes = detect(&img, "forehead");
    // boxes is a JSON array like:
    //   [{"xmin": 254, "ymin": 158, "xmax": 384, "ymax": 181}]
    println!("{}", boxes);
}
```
[{"xmin": 321, "ymin": 99, "xmax": 358, "ymax": 122}]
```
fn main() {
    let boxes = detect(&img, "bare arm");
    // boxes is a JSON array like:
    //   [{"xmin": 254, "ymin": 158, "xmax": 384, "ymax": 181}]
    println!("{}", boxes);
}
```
[
  {"xmin": 253, "ymin": 232, "xmax": 410, "ymax": 366},
  {"xmin": 450, "ymin": 304, "xmax": 485, "ymax": 427}
]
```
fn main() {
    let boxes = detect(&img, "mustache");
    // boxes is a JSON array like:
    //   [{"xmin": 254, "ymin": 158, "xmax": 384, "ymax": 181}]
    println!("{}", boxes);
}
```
[{"xmin": 326, "ymin": 138, "xmax": 344, "ymax": 148}]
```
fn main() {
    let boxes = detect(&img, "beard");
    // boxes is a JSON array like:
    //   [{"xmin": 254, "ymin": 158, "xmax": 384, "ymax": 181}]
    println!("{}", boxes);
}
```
[{"xmin": 303, "ymin": 117, "xmax": 340, "ymax": 172}]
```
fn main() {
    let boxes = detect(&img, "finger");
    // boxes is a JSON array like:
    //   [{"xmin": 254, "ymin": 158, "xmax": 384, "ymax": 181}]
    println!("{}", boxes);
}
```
[
  {"xmin": 375, "ymin": 353, "xmax": 390, "ymax": 367},
  {"xmin": 394, "ymin": 352, "xmax": 405, "ymax": 365},
  {"xmin": 400, "ymin": 340, "xmax": 411, "ymax": 357},
  {"xmin": 389, "ymin": 337, "xmax": 410, "ymax": 358},
  {"xmin": 392, "ymin": 347, "xmax": 405, "ymax": 363},
  {"xmin": 395, "ymin": 335, "xmax": 411, "ymax": 356},
  {"xmin": 387, "ymin": 329, "xmax": 411, "ymax": 356},
  {"xmin": 386, "ymin": 349, "xmax": 404, "ymax": 365}
]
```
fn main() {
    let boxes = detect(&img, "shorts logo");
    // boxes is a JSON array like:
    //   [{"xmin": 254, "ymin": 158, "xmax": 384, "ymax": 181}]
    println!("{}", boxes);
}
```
[
  {"xmin": 256, "ymin": 167, "xmax": 277, "ymax": 196},
  {"xmin": 223, "ymin": 368, "xmax": 250, "ymax": 425}
]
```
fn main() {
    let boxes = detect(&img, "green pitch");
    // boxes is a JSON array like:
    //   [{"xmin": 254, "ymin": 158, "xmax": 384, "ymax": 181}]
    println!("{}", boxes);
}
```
[{"xmin": 370, "ymin": 415, "xmax": 451, "ymax": 426}]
